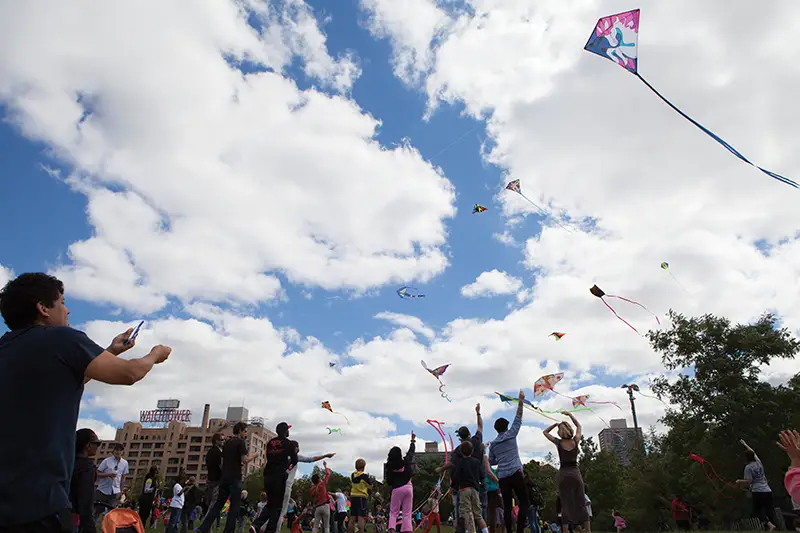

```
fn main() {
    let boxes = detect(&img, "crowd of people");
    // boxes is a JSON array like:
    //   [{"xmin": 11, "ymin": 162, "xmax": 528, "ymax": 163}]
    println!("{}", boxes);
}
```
[{"xmin": 1, "ymin": 272, "xmax": 800, "ymax": 533}]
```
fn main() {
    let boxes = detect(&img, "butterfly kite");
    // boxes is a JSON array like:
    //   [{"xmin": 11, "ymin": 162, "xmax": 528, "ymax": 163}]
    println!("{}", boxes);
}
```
[
  {"xmin": 321, "ymin": 401, "xmax": 350, "ymax": 424},
  {"xmin": 326, "ymin": 427, "xmax": 342, "ymax": 434},
  {"xmin": 533, "ymin": 373, "xmax": 567, "ymax": 399},
  {"xmin": 473, "ymin": 204, "xmax": 487, "ymax": 214},
  {"xmin": 504, "ymin": 180, "xmax": 573, "ymax": 231},
  {"xmin": 584, "ymin": 9, "xmax": 797, "ymax": 189},
  {"xmin": 660, "ymin": 262, "xmax": 690, "ymax": 294},
  {"xmin": 421, "ymin": 360, "xmax": 452, "ymax": 402},
  {"xmin": 549, "ymin": 332, "xmax": 566, "ymax": 341},
  {"xmin": 572, "ymin": 394, "xmax": 621, "ymax": 410},
  {"xmin": 590, "ymin": 284, "xmax": 660, "ymax": 335},
  {"xmin": 397, "ymin": 286, "xmax": 425, "ymax": 299}
]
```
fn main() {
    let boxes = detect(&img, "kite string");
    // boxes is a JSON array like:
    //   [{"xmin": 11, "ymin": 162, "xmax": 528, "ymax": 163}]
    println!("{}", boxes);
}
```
[
  {"xmin": 606, "ymin": 294, "xmax": 660, "ymax": 324},
  {"xmin": 600, "ymin": 297, "xmax": 641, "ymax": 334},
  {"xmin": 635, "ymin": 72, "xmax": 798, "ymax": 189},
  {"xmin": 517, "ymin": 192, "xmax": 575, "ymax": 233}
]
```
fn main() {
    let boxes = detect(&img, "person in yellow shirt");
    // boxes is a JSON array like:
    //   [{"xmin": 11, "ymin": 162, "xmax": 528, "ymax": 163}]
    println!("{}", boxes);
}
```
[{"xmin": 349, "ymin": 459, "xmax": 375, "ymax": 533}]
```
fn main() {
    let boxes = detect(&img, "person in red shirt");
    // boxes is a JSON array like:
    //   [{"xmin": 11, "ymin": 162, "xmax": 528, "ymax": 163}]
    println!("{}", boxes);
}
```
[
  {"xmin": 671, "ymin": 495, "xmax": 690, "ymax": 531},
  {"xmin": 310, "ymin": 462, "xmax": 332, "ymax": 533}
]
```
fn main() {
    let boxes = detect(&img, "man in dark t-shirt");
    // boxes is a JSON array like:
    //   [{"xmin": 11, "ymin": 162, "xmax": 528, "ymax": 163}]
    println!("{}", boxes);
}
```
[
  {"xmin": 197, "ymin": 422, "xmax": 256, "ymax": 533},
  {"xmin": 0, "ymin": 273, "xmax": 172, "ymax": 530},
  {"xmin": 201, "ymin": 433, "xmax": 224, "ymax": 520},
  {"xmin": 251, "ymin": 422, "xmax": 298, "ymax": 533}
]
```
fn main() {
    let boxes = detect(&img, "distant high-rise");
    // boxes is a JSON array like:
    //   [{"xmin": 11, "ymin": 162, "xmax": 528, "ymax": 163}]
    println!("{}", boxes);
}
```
[
  {"xmin": 226, "ymin": 406, "xmax": 249, "ymax": 424},
  {"xmin": 598, "ymin": 418, "xmax": 643, "ymax": 465}
]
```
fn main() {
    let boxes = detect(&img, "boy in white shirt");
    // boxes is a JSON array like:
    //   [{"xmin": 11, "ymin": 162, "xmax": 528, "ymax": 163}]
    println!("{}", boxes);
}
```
[
  {"xmin": 95, "ymin": 444, "xmax": 130, "ymax": 520},
  {"xmin": 166, "ymin": 475, "xmax": 195, "ymax": 533}
]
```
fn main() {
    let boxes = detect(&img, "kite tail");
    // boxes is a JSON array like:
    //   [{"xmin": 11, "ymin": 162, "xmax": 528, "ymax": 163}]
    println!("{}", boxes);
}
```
[
  {"xmin": 635, "ymin": 73, "xmax": 798, "ymax": 189},
  {"xmin": 636, "ymin": 390, "xmax": 668, "ymax": 406},
  {"xmin": 589, "ymin": 408, "xmax": 610, "ymax": 428},
  {"xmin": 600, "ymin": 297, "xmax": 641, "ymax": 334},
  {"xmin": 606, "ymin": 294, "xmax": 660, "ymax": 325},
  {"xmin": 704, "ymin": 459, "xmax": 739, "ymax": 490},
  {"xmin": 334, "ymin": 411, "xmax": 350, "ymax": 424},
  {"xmin": 589, "ymin": 400, "xmax": 623, "ymax": 410},
  {"xmin": 438, "ymin": 382, "xmax": 452, "ymax": 402}
]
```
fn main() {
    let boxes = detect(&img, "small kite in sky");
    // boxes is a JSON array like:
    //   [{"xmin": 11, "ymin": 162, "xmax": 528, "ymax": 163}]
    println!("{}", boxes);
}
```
[
  {"xmin": 584, "ymin": 9, "xmax": 797, "ymax": 189},
  {"xmin": 473, "ymin": 204, "xmax": 487, "ymax": 214},
  {"xmin": 504, "ymin": 180, "xmax": 574, "ymax": 231},
  {"xmin": 660, "ymin": 262, "xmax": 690, "ymax": 294},
  {"xmin": 590, "ymin": 284, "xmax": 660, "ymax": 335},
  {"xmin": 572, "ymin": 394, "xmax": 621, "ymax": 410},
  {"xmin": 329, "ymin": 362, "xmax": 336, "ymax": 368},
  {"xmin": 327, "ymin": 427, "xmax": 342, "ymax": 434},
  {"xmin": 549, "ymin": 332, "xmax": 566, "ymax": 340},
  {"xmin": 421, "ymin": 360, "xmax": 452, "ymax": 402},
  {"xmin": 397, "ymin": 286, "xmax": 425, "ymax": 299},
  {"xmin": 321, "ymin": 401, "xmax": 350, "ymax": 424}
]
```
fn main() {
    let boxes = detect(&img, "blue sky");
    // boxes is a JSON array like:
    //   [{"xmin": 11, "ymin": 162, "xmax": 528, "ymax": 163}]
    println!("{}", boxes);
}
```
[{"xmin": 1, "ymin": 0, "xmax": 799, "ymax": 471}]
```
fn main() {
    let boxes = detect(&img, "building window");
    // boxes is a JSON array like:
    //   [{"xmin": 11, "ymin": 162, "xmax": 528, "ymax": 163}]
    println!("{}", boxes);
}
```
[
  {"xmin": 189, "ymin": 446, "xmax": 201, "ymax": 452},
  {"xmin": 178, "ymin": 443, "xmax": 186, "ymax": 449},
  {"xmin": 190, "ymin": 436, "xmax": 202, "ymax": 443},
  {"xmin": 167, "ymin": 467, "xmax": 178, "ymax": 474},
  {"xmin": 188, "ymin": 455, "xmax": 200, "ymax": 462},
  {"xmin": 201, "ymin": 465, "xmax": 207, "ymax": 471},
  {"xmin": 154, "ymin": 443, "xmax": 164, "ymax": 449},
  {"xmin": 153, "ymin": 452, "xmax": 163, "ymax": 457},
  {"xmin": 168, "ymin": 458, "xmax": 180, "ymax": 465},
  {"xmin": 187, "ymin": 464, "xmax": 198, "ymax": 472},
  {"xmin": 128, "ymin": 460, "xmax": 136, "ymax": 467},
  {"xmin": 128, "ymin": 451, "xmax": 138, "ymax": 458},
  {"xmin": 142, "ymin": 443, "xmax": 153, "ymax": 449},
  {"xmin": 140, "ymin": 451, "xmax": 151, "ymax": 458},
  {"xmin": 152, "ymin": 460, "xmax": 161, "ymax": 466},
  {"xmin": 130, "ymin": 443, "xmax": 140, "ymax": 449}
]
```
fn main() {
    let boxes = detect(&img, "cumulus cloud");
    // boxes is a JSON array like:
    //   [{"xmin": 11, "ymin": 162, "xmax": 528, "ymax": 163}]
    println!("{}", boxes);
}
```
[
  {"xmin": 461, "ymin": 269, "xmax": 523, "ymax": 298},
  {"xmin": 0, "ymin": 264, "xmax": 13, "ymax": 287},
  {"xmin": 77, "ymin": 417, "xmax": 118, "ymax": 441},
  {"xmin": 0, "ymin": 0, "xmax": 456, "ymax": 314},
  {"xmin": 375, "ymin": 311, "xmax": 436, "ymax": 340}
]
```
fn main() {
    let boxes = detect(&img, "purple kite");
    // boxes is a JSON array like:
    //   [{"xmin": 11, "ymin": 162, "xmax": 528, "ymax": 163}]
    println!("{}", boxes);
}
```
[{"xmin": 585, "ymin": 9, "xmax": 797, "ymax": 189}]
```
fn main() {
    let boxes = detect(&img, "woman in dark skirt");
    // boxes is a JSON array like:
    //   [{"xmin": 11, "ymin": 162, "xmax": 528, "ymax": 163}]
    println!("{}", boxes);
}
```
[{"xmin": 543, "ymin": 413, "xmax": 589, "ymax": 533}]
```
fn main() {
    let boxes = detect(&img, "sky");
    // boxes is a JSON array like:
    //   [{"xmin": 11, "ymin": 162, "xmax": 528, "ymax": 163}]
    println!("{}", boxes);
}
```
[{"xmin": 2, "ymin": 0, "xmax": 800, "ymax": 476}]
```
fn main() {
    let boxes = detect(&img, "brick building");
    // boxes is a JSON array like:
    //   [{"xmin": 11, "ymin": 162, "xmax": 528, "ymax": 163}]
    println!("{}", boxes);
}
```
[{"xmin": 94, "ymin": 404, "xmax": 275, "ymax": 488}]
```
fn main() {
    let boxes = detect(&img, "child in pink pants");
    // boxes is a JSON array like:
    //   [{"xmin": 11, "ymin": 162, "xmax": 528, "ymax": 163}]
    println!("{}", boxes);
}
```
[{"xmin": 384, "ymin": 433, "xmax": 416, "ymax": 533}]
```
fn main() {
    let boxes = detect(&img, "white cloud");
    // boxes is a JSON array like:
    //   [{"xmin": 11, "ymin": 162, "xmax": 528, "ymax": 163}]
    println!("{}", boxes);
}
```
[
  {"xmin": 77, "ymin": 417, "xmax": 118, "ymax": 441},
  {"xmin": 0, "ymin": 264, "xmax": 13, "ymax": 288},
  {"xmin": 461, "ymin": 269, "xmax": 523, "ymax": 298},
  {"xmin": 0, "ymin": 0, "xmax": 456, "ymax": 313},
  {"xmin": 375, "ymin": 311, "xmax": 436, "ymax": 340}
]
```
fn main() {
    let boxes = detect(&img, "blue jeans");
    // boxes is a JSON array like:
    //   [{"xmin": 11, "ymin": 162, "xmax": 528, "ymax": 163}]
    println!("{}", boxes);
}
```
[
  {"xmin": 527, "ymin": 506, "xmax": 540, "ymax": 533},
  {"xmin": 198, "ymin": 479, "xmax": 243, "ymax": 533},
  {"xmin": 166, "ymin": 508, "xmax": 183, "ymax": 533}
]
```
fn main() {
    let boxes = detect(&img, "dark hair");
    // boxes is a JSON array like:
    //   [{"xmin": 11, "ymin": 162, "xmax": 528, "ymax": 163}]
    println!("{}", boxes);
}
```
[
  {"xmin": 76, "ymin": 428, "xmax": 97, "ymax": 454},
  {"xmin": 233, "ymin": 422, "xmax": 247, "ymax": 435},
  {"xmin": 0, "ymin": 273, "xmax": 64, "ymax": 330},
  {"xmin": 494, "ymin": 418, "xmax": 509, "ymax": 433},
  {"xmin": 460, "ymin": 440, "xmax": 474, "ymax": 456},
  {"xmin": 148, "ymin": 466, "xmax": 159, "ymax": 477},
  {"xmin": 584, "ymin": 483, "xmax": 589, "ymax": 496},
  {"xmin": 745, "ymin": 450, "xmax": 756, "ymax": 462},
  {"xmin": 312, "ymin": 473, "xmax": 321, "ymax": 484},
  {"xmin": 113, "ymin": 443, "xmax": 125, "ymax": 451},
  {"xmin": 387, "ymin": 446, "xmax": 403, "ymax": 469},
  {"xmin": 355, "ymin": 458, "xmax": 366, "ymax": 470}
]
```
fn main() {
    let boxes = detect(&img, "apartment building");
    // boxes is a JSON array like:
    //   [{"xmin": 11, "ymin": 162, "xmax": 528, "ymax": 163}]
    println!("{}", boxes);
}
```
[
  {"xmin": 598, "ymin": 418, "xmax": 643, "ymax": 466},
  {"xmin": 94, "ymin": 404, "xmax": 275, "ymax": 488}
]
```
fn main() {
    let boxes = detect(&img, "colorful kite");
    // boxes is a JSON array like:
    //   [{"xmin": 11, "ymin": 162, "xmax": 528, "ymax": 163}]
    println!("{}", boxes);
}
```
[
  {"xmin": 622, "ymin": 383, "xmax": 666, "ymax": 404},
  {"xmin": 421, "ymin": 360, "xmax": 452, "ymax": 402},
  {"xmin": 660, "ymin": 262, "xmax": 690, "ymax": 294},
  {"xmin": 473, "ymin": 204, "xmax": 487, "ymax": 214},
  {"xmin": 321, "ymin": 401, "xmax": 350, "ymax": 424},
  {"xmin": 584, "ymin": 9, "xmax": 797, "ymax": 189},
  {"xmin": 495, "ymin": 392, "xmax": 561, "ymax": 422},
  {"xmin": 689, "ymin": 453, "xmax": 739, "ymax": 497},
  {"xmin": 549, "ymin": 332, "xmax": 566, "ymax": 340},
  {"xmin": 533, "ymin": 373, "xmax": 567, "ymax": 399},
  {"xmin": 572, "ymin": 394, "xmax": 621, "ymax": 410},
  {"xmin": 504, "ymin": 179, "xmax": 573, "ymax": 231},
  {"xmin": 590, "ymin": 284, "xmax": 660, "ymax": 334},
  {"xmin": 397, "ymin": 286, "xmax": 425, "ymax": 299},
  {"xmin": 327, "ymin": 427, "xmax": 342, "ymax": 434}
]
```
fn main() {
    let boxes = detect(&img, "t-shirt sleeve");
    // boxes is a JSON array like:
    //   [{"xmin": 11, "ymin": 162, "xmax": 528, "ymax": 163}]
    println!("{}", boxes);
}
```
[
  {"xmin": 122, "ymin": 461, "xmax": 129, "ymax": 475},
  {"xmin": 55, "ymin": 327, "xmax": 105, "ymax": 382},
  {"xmin": 239, "ymin": 438, "xmax": 248, "ymax": 457},
  {"xmin": 744, "ymin": 464, "xmax": 754, "ymax": 481}
]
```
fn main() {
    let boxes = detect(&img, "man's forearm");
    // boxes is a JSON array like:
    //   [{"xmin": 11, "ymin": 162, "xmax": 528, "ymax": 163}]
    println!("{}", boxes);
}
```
[{"xmin": 127, "ymin": 353, "xmax": 158, "ymax": 384}]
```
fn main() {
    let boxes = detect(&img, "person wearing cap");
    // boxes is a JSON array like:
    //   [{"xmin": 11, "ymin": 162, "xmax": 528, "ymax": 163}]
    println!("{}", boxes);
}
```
[
  {"xmin": 270, "ymin": 442, "xmax": 335, "ymax": 532},
  {"xmin": 488, "ymin": 390, "xmax": 530, "ymax": 533},
  {"xmin": 437, "ymin": 404, "xmax": 493, "ymax": 532},
  {"xmin": 251, "ymin": 422, "xmax": 298, "ymax": 533}
]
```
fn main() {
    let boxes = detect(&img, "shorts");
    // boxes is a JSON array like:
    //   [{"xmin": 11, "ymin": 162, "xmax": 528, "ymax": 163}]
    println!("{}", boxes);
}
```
[{"xmin": 350, "ymin": 496, "xmax": 368, "ymax": 518}]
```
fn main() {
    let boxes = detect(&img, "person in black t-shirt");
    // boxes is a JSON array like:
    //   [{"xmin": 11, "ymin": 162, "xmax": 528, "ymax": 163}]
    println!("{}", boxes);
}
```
[
  {"xmin": 72, "ymin": 429, "xmax": 100, "ymax": 533},
  {"xmin": 201, "ymin": 432, "xmax": 225, "ymax": 522},
  {"xmin": 0, "ymin": 273, "xmax": 172, "ymax": 531},
  {"xmin": 251, "ymin": 422, "xmax": 298, "ymax": 533},
  {"xmin": 197, "ymin": 422, "xmax": 257, "ymax": 533}
]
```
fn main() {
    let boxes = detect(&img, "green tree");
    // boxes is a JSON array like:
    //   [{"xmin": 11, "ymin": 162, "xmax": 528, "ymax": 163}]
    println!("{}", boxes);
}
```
[
  {"xmin": 244, "ymin": 468, "xmax": 264, "ymax": 502},
  {"xmin": 524, "ymin": 459, "xmax": 559, "ymax": 520},
  {"xmin": 649, "ymin": 311, "xmax": 800, "ymax": 525}
]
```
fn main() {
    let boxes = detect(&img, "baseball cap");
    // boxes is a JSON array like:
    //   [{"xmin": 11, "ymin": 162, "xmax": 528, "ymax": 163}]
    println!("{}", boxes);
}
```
[
  {"xmin": 276, "ymin": 422, "xmax": 292, "ymax": 434},
  {"xmin": 456, "ymin": 426, "xmax": 471, "ymax": 440}
]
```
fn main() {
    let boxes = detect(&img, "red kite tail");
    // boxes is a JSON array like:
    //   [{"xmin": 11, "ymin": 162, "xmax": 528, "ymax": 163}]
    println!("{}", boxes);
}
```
[
  {"xmin": 601, "ymin": 297, "xmax": 640, "ymax": 334},
  {"xmin": 607, "ymin": 294, "xmax": 660, "ymax": 324}
]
